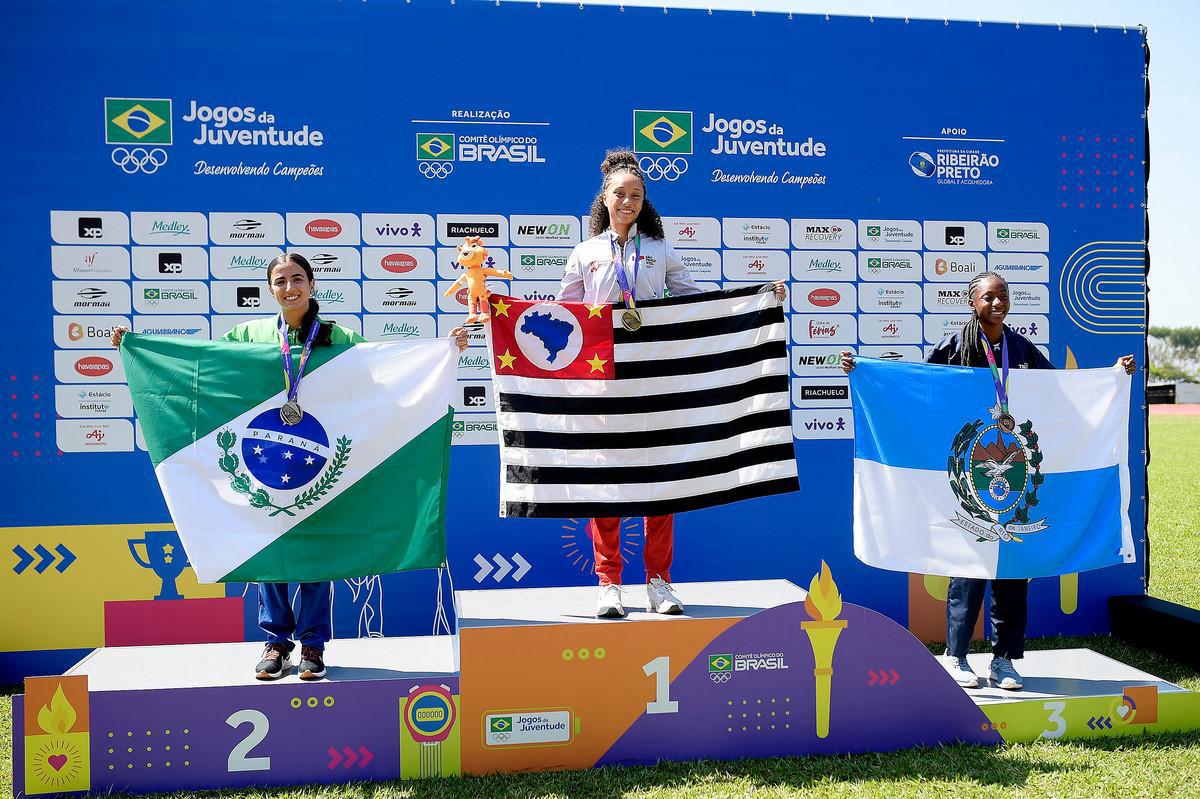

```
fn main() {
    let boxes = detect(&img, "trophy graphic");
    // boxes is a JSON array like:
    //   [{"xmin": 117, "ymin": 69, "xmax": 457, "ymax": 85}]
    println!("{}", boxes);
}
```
[
  {"xmin": 127, "ymin": 529, "xmax": 190, "ymax": 600},
  {"xmin": 801, "ymin": 561, "xmax": 848, "ymax": 739}
]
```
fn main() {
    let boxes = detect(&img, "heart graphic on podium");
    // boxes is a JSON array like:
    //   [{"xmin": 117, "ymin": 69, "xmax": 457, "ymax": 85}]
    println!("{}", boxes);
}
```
[{"xmin": 48, "ymin": 755, "xmax": 68, "ymax": 771}]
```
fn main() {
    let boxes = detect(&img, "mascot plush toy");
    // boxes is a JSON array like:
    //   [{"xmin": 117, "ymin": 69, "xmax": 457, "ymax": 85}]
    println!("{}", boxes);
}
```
[{"xmin": 443, "ymin": 235, "xmax": 513, "ymax": 323}]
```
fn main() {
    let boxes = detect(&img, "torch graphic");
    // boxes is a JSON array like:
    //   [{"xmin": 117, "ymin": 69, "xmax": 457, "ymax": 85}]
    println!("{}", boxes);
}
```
[{"xmin": 800, "ymin": 561, "xmax": 847, "ymax": 739}]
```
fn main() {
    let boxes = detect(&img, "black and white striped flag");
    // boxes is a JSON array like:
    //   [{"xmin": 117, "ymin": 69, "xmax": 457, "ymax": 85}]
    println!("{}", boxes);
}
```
[{"xmin": 488, "ymin": 284, "xmax": 799, "ymax": 518}]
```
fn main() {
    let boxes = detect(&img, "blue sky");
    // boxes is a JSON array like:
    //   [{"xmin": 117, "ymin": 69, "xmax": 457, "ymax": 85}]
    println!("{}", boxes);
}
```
[{"xmin": 528, "ymin": 0, "xmax": 1194, "ymax": 327}]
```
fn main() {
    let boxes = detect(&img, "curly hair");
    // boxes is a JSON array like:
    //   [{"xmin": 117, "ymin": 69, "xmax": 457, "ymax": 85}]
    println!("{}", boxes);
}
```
[
  {"xmin": 958, "ymin": 271, "xmax": 1010, "ymax": 365},
  {"xmin": 587, "ymin": 149, "xmax": 666, "ymax": 239}
]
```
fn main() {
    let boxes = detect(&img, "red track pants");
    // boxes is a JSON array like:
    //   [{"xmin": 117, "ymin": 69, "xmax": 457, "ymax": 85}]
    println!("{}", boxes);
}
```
[{"xmin": 588, "ymin": 515, "xmax": 674, "ymax": 586}]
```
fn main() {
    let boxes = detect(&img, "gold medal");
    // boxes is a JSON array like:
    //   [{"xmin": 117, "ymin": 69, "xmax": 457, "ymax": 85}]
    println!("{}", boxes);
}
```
[{"xmin": 621, "ymin": 308, "xmax": 642, "ymax": 332}]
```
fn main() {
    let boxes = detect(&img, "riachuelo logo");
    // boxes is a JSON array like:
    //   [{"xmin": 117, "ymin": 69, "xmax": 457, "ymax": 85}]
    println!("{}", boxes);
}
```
[
  {"xmin": 633, "ymin": 109, "xmax": 692, "ymax": 181},
  {"xmin": 947, "ymin": 410, "xmax": 1048, "ymax": 543},
  {"xmin": 216, "ymin": 409, "xmax": 353, "ymax": 518},
  {"xmin": 106, "ymin": 97, "xmax": 172, "ymax": 174}
]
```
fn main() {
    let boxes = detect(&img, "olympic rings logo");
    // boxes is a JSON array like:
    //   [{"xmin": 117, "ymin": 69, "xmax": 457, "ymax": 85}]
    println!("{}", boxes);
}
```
[
  {"xmin": 419, "ymin": 162, "xmax": 454, "ymax": 179},
  {"xmin": 639, "ymin": 156, "xmax": 688, "ymax": 182},
  {"xmin": 490, "ymin": 733, "xmax": 511, "ymax": 742},
  {"xmin": 111, "ymin": 147, "xmax": 168, "ymax": 174},
  {"xmin": 709, "ymin": 672, "xmax": 732, "ymax": 684}
]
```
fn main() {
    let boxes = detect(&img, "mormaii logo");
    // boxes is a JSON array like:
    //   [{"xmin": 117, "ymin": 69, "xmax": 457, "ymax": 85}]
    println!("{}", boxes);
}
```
[
  {"xmin": 809, "ymin": 320, "xmax": 840, "ymax": 338},
  {"xmin": 381, "ymin": 253, "xmax": 418, "ymax": 274},
  {"xmin": 305, "ymin": 219, "xmax": 342, "ymax": 239},
  {"xmin": 75, "ymin": 356, "xmax": 114, "ymax": 376},
  {"xmin": 808, "ymin": 288, "xmax": 841, "ymax": 308}
]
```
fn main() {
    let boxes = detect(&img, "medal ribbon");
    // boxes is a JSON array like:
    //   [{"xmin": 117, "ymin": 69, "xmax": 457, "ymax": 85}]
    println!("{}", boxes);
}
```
[
  {"xmin": 278, "ymin": 314, "xmax": 321, "ymax": 405},
  {"xmin": 979, "ymin": 329, "xmax": 1010, "ymax": 412},
  {"xmin": 610, "ymin": 232, "xmax": 642, "ymax": 310}
]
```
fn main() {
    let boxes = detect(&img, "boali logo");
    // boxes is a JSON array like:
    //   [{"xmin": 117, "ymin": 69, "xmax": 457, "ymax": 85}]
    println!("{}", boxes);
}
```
[
  {"xmin": 74, "ymin": 356, "xmax": 114, "ymax": 377},
  {"xmin": 417, "ymin": 133, "xmax": 455, "ymax": 180},
  {"xmin": 78, "ymin": 217, "xmax": 103, "ymax": 239},
  {"xmin": 807, "ymin": 288, "xmax": 841, "ymax": 308},
  {"xmin": 945, "ymin": 226, "xmax": 966, "ymax": 246},
  {"xmin": 106, "ymin": 97, "xmax": 172, "ymax": 174},
  {"xmin": 304, "ymin": 219, "xmax": 342, "ymax": 239},
  {"xmin": 158, "ymin": 252, "xmax": 183, "ymax": 274},
  {"xmin": 381, "ymin": 253, "xmax": 418, "ymax": 274},
  {"xmin": 909, "ymin": 151, "xmax": 935, "ymax": 178},
  {"xmin": 634, "ymin": 109, "xmax": 692, "ymax": 181},
  {"xmin": 237, "ymin": 286, "xmax": 261, "ymax": 308},
  {"xmin": 68, "ymin": 323, "xmax": 85, "ymax": 341}
]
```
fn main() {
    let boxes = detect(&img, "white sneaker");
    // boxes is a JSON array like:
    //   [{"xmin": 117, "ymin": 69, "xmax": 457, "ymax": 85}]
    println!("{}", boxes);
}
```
[
  {"xmin": 647, "ymin": 577, "xmax": 683, "ymax": 615},
  {"xmin": 595, "ymin": 583, "xmax": 625, "ymax": 618},
  {"xmin": 943, "ymin": 651, "xmax": 979, "ymax": 688}
]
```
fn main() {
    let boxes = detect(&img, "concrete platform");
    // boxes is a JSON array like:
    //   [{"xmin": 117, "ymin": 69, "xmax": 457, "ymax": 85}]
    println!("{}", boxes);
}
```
[{"xmin": 963, "ymin": 648, "xmax": 1187, "ymax": 704}]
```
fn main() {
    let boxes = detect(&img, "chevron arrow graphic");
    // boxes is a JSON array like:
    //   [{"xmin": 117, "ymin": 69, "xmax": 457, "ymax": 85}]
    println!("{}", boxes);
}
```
[
  {"xmin": 357, "ymin": 746, "xmax": 374, "ymax": 767},
  {"xmin": 1088, "ymin": 716, "xmax": 1097, "ymax": 730},
  {"xmin": 54, "ymin": 544, "xmax": 76, "ymax": 573},
  {"xmin": 511, "ymin": 552, "xmax": 531, "ymax": 581},
  {"xmin": 33, "ymin": 544, "xmax": 54, "ymax": 574},
  {"xmin": 12, "ymin": 545, "xmax": 33, "ymax": 575},
  {"xmin": 473, "ymin": 554, "xmax": 492, "ymax": 582},
  {"xmin": 888, "ymin": 669, "xmax": 901, "ymax": 685},
  {"xmin": 867, "ymin": 670, "xmax": 879, "ymax": 686},
  {"xmin": 327, "ymin": 747, "xmax": 342, "ymax": 769},
  {"xmin": 492, "ymin": 554, "xmax": 512, "ymax": 582},
  {"xmin": 341, "ymin": 746, "xmax": 357, "ymax": 768}
]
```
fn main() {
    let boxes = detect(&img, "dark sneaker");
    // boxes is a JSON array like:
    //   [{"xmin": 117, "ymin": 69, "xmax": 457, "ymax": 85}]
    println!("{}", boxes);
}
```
[
  {"xmin": 255, "ymin": 643, "xmax": 293, "ymax": 680},
  {"xmin": 298, "ymin": 646, "xmax": 326, "ymax": 680}
]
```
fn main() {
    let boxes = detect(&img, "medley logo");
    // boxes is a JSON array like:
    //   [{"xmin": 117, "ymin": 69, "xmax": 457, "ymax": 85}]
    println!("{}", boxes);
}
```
[{"xmin": 106, "ymin": 97, "xmax": 172, "ymax": 174}]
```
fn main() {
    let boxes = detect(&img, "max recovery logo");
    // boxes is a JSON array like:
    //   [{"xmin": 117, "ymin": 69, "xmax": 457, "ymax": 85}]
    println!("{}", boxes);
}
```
[
  {"xmin": 634, "ymin": 110, "xmax": 692, "ymax": 181},
  {"xmin": 417, "ymin": 133, "xmax": 455, "ymax": 179},
  {"xmin": 106, "ymin": 97, "xmax": 172, "ymax": 174}
]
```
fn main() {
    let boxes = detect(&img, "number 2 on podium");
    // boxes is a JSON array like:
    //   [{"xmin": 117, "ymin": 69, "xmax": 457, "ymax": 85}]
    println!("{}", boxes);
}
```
[{"xmin": 643, "ymin": 656, "xmax": 679, "ymax": 714}]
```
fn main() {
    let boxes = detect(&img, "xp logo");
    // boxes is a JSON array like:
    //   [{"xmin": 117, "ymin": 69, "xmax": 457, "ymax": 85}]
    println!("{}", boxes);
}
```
[
  {"xmin": 633, "ymin": 110, "xmax": 691, "ymax": 181},
  {"xmin": 417, "ymin": 133, "xmax": 455, "ymax": 180},
  {"xmin": 708, "ymin": 654, "xmax": 733, "ymax": 684},
  {"xmin": 106, "ymin": 97, "xmax": 172, "ymax": 174},
  {"xmin": 237, "ymin": 286, "xmax": 261, "ymax": 308},
  {"xmin": 78, "ymin": 217, "xmax": 103, "ymax": 239},
  {"xmin": 945, "ymin": 226, "xmax": 966, "ymax": 246},
  {"xmin": 909, "ymin": 151, "xmax": 935, "ymax": 178},
  {"xmin": 403, "ymin": 684, "xmax": 457, "ymax": 743}
]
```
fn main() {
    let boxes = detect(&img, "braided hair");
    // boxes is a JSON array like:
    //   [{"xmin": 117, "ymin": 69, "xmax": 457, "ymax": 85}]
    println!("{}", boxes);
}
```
[
  {"xmin": 587, "ymin": 149, "xmax": 666, "ymax": 239},
  {"xmin": 266, "ymin": 253, "xmax": 335, "ymax": 346},
  {"xmin": 958, "ymin": 271, "xmax": 1009, "ymax": 366}
]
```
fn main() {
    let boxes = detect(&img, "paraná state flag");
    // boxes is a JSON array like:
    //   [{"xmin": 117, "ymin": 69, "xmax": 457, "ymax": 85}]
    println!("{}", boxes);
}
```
[
  {"xmin": 849, "ymin": 357, "xmax": 1135, "ymax": 579},
  {"xmin": 121, "ymin": 334, "xmax": 456, "ymax": 583},
  {"xmin": 489, "ymin": 285, "xmax": 799, "ymax": 518}
]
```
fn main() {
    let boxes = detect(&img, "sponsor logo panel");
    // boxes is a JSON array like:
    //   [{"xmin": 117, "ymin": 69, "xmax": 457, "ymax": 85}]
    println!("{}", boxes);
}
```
[
  {"xmin": 922, "ymin": 283, "xmax": 970, "ymax": 312},
  {"xmin": 1005, "ymin": 315, "xmax": 1050, "ymax": 344},
  {"xmin": 791, "ymin": 377, "xmax": 851, "ymax": 408},
  {"xmin": 483, "ymin": 709, "xmax": 573, "ymax": 746},
  {"xmin": 51, "ymin": 280, "xmax": 132, "ymax": 314},
  {"xmin": 791, "ymin": 409, "xmax": 853, "ymax": 440},
  {"xmin": 210, "ymin": 315, "xmax": 262, "ymax": 339},
  {"xmin": 987, "ymin": 222, "xmax": 1049, "ymax": 252},
  {"xmin": 791, "ymin": 283, "xmax": 856, "ymax": 313},
  {"xmin": 439, "ymin": 317, "xmax": 487, "ymax": 347},
  {"xmin": 438, "ymin": 247, "xmax": 509, "ymax": 280},
  {"xmin": 454, "ymin": 382, "xmax": 494, "ymax": 413},
  {"xmin": 289, "ymin": 247, "xmax": 362, "ymax": 279},
  {"xmin": 364, "ymin": 314, "xmax": 438, "ymax": 342},
  {"xmin": 858, "ymin": 345, "xmax": 924, "ymax": 362},
  {"xmin": 211, "ymin": 282, "xmax": 270, "ymax": 314},
  {"xmin": 791, "ymin": 345, "xmax": 854, "ymax": 376},
  {"xmin": 208, "ymin": 213, "xmax": 285, "ymax": 245},
  {"xmin": 362, "ymin": 247, "xmax": 436, "ymax": 280},
  {"xmin": 722, "ymin": 250, "xmax": 789, "ymax": 281},
  {"xmin": 133, "ymin": 280, "xmax": 210, "ymax": 314},
  {"xmin": 51, "ymin": 246, "xmax": 131, "ymax": 279},
  {"xmin": 361, "ymin": 213, "xmax": 435, "ymax": 246},
  {"xmin": 131, "ymin": 246, "xmax": 209, "ymax": 279},
  {"xmin": 53, "ymin": 315, "xmax": 131, "ymax": 349},
  {"xmin": 54, "ymin": 350, "xmax": 127, "ymax": 384},
  {"xmin": 924, "ymin": 313, "xmax": 971, "ymax": 344},
  {"xmin": 510, "ymin": 280, "xmax": 562, "ymax": 303},
  {"xmin": 987, "ymin": 252, "xmax": 1050, "ymax": 282},
  {"xmin": 907, "ymin": 136, "xmax": 1002, "ymax": 186},
  {"xmin": 857, "ymin": 220, "xmax": 921, "ymax": 250},
  {"xmin": 790, "ymin": 314, "xmax": 857, "ymax": 345},
  {"xmin": 721, "ymin": 217, "xmax": 790, "ymax": 249},
  {"xmin": 56, "ymin": 419, "xmax": 135, "ymax": 452},
  {"xmin": 1008, "ymin": 283, "xmax": 1050, "ymax": 313},
  {"xmin": 362, "ymin": 281, "xmax": 437, "ymax": 313},
  {"xmin": 436, "ymin": 214, "xmax": 509, "ymax": 247},
  {"xmin": 133, "ymin": 315, "xmax": 210, "ymax": 338},
  {"xmin": 209, "ymin": 246, "xmax": 284, "ymax": 279},
  {"xmin": 791, "ymin": 250, "xmax": 856, "ymax": 281},
  {"xmin": 130, "ymin": 211, "xmax": 208, "ymax": 244},
  {"xmin": 55, "ymin": 384, "xmax": 134, "ymax": 418},
  {"xmin": 285, "ymin": 213, "xmax": 361, "ymax": 245},
  {"xmin": 860, "ymin": 282, "xmax": 922, "ymax": 313},
  {"xmin": 859, "ymin": 314, "xmax": 923, "ymax": 344},
  {"xmin": 452, "ymin": 413, "xmax": 499, "ymax": 446},
  {"xmin": 923, "ymin": 220, "xmax": 985, "ymax": 250},
  {"xmin": 676, "ymin": 249, "xmax": 721, "ymax": 280},
  {"xmin": 457, "ymin": 349, "xmax": 492, "ymax": 379},
  {"xmin": 923, "ymin": 251, "xmax": 987, "ymax": 281},
  {"xmin": 509, "ymin": 215, "xmax": 581, "ymax": 246},
  {"xmin": 791, "ymin": 219, "xmax": 856, "ymax": 250},
  {"xmin": 663, "ymin": 217, "xmax": 722, "ymax": 248},
  {"xmin": 511, "ymin": 248, "xmax": 572, "ymax": 280},
  {"xmin": 51, "ymin": 211, "xmax": 130, "ymax": 245},
  {"xmin": 858, "ymin": 251, "xmax": 921, "ymax": 281},
  {"xmin": 319, "ymin": 315, "xmax": 362, "ymax": 336},
  {"xmin": 308, "ymin": 281, "xmax": 362, "ymax": 313}
]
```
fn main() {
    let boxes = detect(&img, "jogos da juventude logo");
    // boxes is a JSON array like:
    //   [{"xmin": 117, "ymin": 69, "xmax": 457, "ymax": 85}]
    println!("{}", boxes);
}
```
[{"xmin": 947, "ymin": 410, "xmax": 1049, "ymax": 543}]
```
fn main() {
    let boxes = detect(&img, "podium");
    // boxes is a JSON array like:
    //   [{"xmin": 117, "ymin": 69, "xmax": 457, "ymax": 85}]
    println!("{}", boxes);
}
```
[{"xmin": 13, "ymin": 578, "xmax": 1200, "ymax": 796}]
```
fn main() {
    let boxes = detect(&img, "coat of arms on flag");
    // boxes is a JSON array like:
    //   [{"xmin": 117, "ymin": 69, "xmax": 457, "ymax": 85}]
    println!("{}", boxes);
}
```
[
  {"xmin": 488, "ymin": 285, "xmax": 800, "ymax": 519},
  {"xmin": 848, "ymin": 358, "xmax": 1135, "ymax": 580}
]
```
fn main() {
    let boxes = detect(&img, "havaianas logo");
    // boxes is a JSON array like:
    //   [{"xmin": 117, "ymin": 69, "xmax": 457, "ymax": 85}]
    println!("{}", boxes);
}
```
[{"xmin": 947, "ymin": 411, "xmax": 1048, "ymax": 542}]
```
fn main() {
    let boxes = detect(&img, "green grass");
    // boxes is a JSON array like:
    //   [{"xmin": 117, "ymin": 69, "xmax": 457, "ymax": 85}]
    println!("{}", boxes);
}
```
[{"xmin": 3, "ymin": 417, "xmax": 1198, "ymax": 798}]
